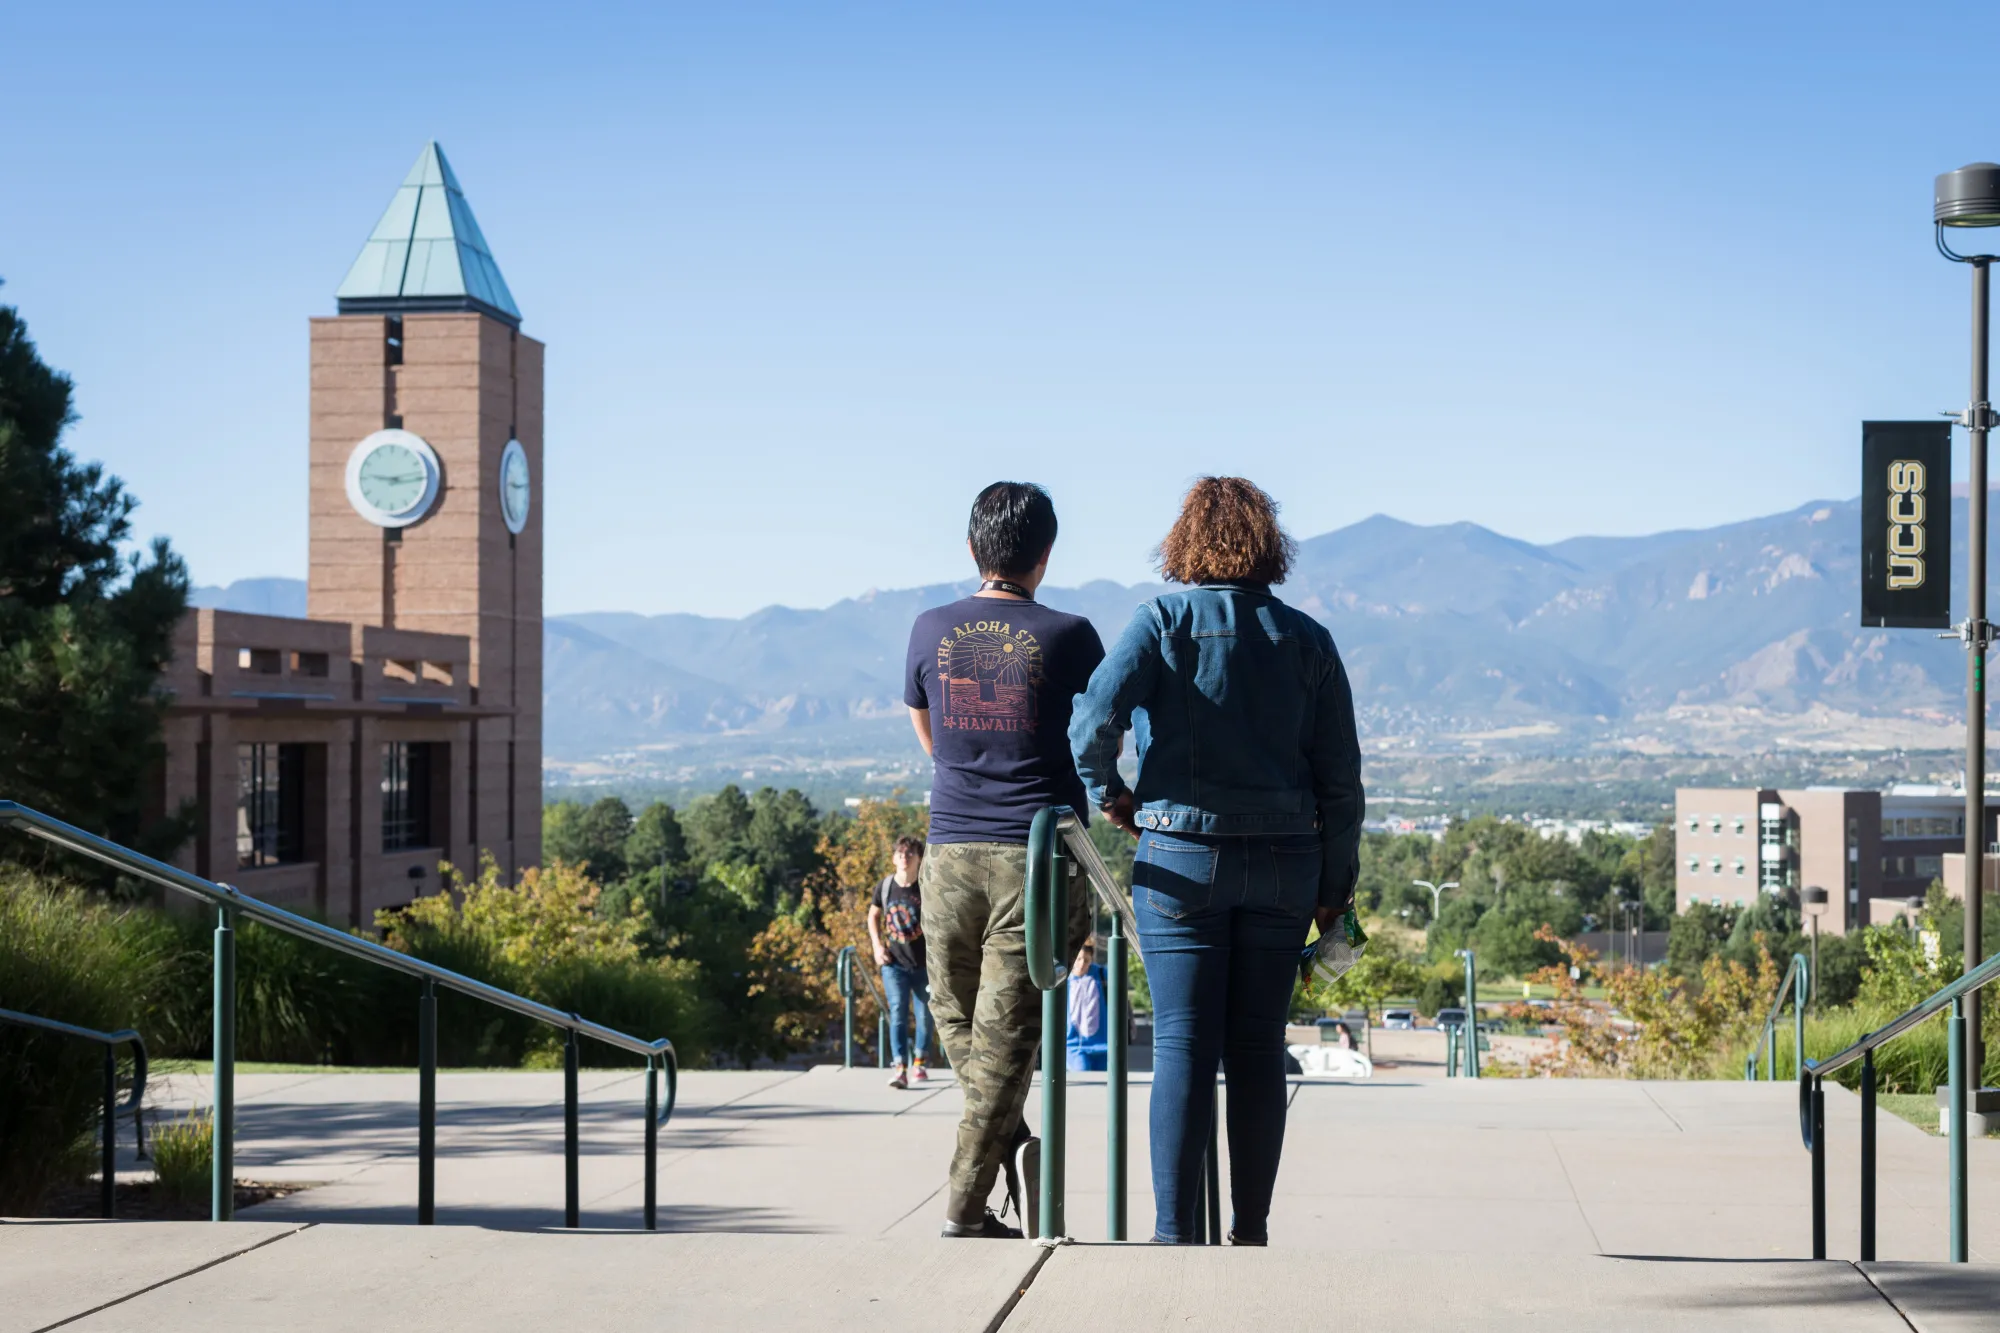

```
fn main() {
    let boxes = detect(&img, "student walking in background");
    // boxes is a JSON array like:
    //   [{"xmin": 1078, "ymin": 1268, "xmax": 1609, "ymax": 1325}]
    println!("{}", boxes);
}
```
[
  {"xmin": 1069, "ymin": 476, "xmax": 1364, "ymax": 1247},
  {"xmin": 907, "ymin": 481, "xmax": 1101, "ymax": 1238},
  {"xmin": 870, "ymin": 835, "xmax": 934, "ymax": 1089}
]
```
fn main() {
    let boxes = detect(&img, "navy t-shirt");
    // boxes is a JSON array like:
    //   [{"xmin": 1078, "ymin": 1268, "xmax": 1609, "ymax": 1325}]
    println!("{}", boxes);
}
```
[{"xmin": 905, "ymin": 595, "xmax": 1106, "ymax": 844}]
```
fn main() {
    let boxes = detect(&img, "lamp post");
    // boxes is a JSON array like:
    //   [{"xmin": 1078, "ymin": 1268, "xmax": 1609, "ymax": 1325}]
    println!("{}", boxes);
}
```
[
  {"xmin": 1803, "ymin": 885, "xmax": 1828, "ymax": 1008},
  {"xmin": 1937, "ymin": 162, "xmax": 2000, "ymax": 1083},
  {"xmin": 1412, "ymin": 879, "xmax": 1458, "ymax": 928}
]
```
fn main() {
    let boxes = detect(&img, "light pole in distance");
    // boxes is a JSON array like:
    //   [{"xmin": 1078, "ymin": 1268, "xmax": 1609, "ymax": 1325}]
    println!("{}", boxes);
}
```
[{"xmin": 1413, "ymin": 879, "xmax": 1459, "ymax": 929}]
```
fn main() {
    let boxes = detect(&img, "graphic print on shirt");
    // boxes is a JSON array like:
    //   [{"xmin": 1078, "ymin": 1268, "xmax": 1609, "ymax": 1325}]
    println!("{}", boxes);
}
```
[
  {"xmin": 936, "ymin": 619, "xmax": 1044, "ymax": 732},
  {"xmin": 884, "ymin": 898, "xmax": 922, "ymax": 945}
]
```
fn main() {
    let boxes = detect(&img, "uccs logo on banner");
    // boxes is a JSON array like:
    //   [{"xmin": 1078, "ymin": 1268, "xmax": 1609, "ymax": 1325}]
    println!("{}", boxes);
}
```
[{"xmin": 1862, "ymin": 420, "xmax": 1953, "ymax": 630}]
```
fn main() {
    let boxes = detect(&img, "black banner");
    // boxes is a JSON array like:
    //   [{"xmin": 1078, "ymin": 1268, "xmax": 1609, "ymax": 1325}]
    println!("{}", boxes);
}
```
[{"xmin": 1861, "ymin": 420, "xmax": 1952, "ymax": 629}]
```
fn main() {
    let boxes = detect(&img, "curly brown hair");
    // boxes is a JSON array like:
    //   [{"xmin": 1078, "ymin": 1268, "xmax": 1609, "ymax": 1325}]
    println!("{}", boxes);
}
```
[{"xmin": 1156, "ymin": 477, "xmax": 1296, "ymax": 585}]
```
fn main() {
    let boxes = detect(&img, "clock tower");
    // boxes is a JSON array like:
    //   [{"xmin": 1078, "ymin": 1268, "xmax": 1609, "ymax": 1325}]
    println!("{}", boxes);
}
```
[{"xmin": 308, "ymin": 142, "xmax": 542, "ymax": 879}]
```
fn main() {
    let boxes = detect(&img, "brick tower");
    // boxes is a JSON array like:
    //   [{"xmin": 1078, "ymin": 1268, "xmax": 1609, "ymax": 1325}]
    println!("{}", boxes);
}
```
[{"xmin": 307, "ymin": 142, "xmax": 542, "ymax": 880}]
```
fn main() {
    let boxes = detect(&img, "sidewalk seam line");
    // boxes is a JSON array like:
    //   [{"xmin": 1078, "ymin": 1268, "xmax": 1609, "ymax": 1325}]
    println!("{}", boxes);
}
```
[
  {"xmin": 694, "ymin": 1070, "xmax": 813, "ymax": 1117},
  {"xmin": 1636, "ymin": 1083, "xmax": 1685, "ymax": 1132},
  {"xmin": 30, "ymin": 1224, "xmax": 314, "ymax": 1333},
  {"xmin": 1546, "ymin": 1132, "xmax": 1606, "ymax": 1254},
  {"xmin": 983, "ymin": 1245, "xmax": 1056, "ymax": 1333},
  {"xmin": 1850, "ymin": 1261, "xmax": 1920, "ymax": 1333},
  {"xmin": 879, "ymin": 1182, "xmax": 946, "ymax": 1235}
]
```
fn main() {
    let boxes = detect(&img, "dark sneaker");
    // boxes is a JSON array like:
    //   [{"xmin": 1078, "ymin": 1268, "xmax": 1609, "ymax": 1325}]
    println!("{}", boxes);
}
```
[
  {"xmin": 941, "ymin": 1211, "xmax": 1022, "ymax": 1239},
  {"xmin": 1226, "ymin": 1230, "xmax": 1268, "ymax": 1246}
]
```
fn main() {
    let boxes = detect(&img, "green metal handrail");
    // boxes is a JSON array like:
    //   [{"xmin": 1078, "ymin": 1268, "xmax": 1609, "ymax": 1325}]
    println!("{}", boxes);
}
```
[
  {"xmin": 0, "ymin": 800, "xmax": 678, "ymax": 1230},
  {"xmin": 1024, "ymin": 807, "xmax": 1151, "ymax": 1242},
  {"xmin": 1800, "ymin": 942, "xmax": 2000, "ymax": 1263},
  {"xmin": 0, "ymin": 1006, "xmax": 149, "ymax": 1218},
  {"xmin": 1745, "ymin": 952, "xmax": 1809, "ymax": 1081},
  {"xmin": 836, "ymin": 945, "xmax": 891, "ymax": 1069}
]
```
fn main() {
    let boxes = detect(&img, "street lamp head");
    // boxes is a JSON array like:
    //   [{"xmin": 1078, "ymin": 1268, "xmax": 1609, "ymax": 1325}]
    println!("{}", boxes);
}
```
[
  {"xmin": 1936, "ymin": 163, "xmax": 2000, "ymax": 228},
  {"xmin": 1803, "ymin": 885, "xmax": 1828, "ymax": 907}
]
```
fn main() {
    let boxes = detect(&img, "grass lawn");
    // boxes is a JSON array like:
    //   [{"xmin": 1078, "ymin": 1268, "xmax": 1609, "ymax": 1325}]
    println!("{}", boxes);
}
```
[{"xmin": 1875, "ymin": 1092, "xmax": 2000, "ymax": 1138}]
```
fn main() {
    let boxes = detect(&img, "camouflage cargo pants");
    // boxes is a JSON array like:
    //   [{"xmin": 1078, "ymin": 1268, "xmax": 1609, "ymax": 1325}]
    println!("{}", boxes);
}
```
[{"xmin": 921, "ymin": 840, "xmax": 1092, "ymax": 1224}]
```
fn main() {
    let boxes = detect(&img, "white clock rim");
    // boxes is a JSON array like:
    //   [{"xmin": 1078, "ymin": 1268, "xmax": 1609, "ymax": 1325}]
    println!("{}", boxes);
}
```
[
  {"xmin": 499, "ymin": 438, "xmax": 531, "ymax": 535},
  {"xmin": 344, "ymin": 429, "xmax": 442, "ymax": 528}
]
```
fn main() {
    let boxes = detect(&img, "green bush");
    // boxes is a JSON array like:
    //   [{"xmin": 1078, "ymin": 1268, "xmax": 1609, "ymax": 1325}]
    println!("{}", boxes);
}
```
[{"xmin": 0, "ymin": 867, "xmax": 157, "ymax": 1213}]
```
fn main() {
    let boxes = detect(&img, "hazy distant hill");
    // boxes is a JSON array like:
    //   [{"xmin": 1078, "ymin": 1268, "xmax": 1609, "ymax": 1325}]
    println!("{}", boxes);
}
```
[{"xmin": 193, "ymin": 496, "xmax": 1989, "ymax": 758}]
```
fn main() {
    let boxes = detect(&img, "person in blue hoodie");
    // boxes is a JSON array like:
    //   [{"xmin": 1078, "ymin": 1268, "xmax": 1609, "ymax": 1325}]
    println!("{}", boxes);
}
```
[
  {"xmin": 1065, "ymin": 940, "xmax": 1108, "ymax": 1072},
  {"xmin": 1069, "ymin": 476, "xmax": 1363, "ymax": 1248}
]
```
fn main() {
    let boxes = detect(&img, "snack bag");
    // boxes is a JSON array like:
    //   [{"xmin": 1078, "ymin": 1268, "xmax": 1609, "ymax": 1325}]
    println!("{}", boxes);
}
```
[{"xmin": 1310, "ymin": 910, "xmax": 1369, "ymax": 987}]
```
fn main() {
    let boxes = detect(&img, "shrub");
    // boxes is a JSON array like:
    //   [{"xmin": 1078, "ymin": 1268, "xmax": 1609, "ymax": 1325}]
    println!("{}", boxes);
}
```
[
  {"xmin": 382, "ymin": 856, "xmax": 708, "ymax": 1067},
  {"xmin": 0, "ymin": 867, "xmax": 158, "ymax": 1213},
  {"xmin": 150, "ymin": 1109, "xmax": 213, "ymax": 1206}
]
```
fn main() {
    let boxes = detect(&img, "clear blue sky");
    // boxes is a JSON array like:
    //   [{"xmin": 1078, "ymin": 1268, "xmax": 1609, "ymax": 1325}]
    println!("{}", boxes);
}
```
[{"xmin": 2, "ymin": 2, "xmax": 1993, "ymax": 617}]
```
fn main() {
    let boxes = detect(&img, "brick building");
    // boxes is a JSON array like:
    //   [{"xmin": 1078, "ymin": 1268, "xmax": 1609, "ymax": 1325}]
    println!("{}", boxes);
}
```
[
  {"xmin": 154, "ymin": 144, "xmax": 542, "ymax": 926},
  {"xmin": 1675, "ymin": 785, "xmax": 2000, "ymax": 934}
]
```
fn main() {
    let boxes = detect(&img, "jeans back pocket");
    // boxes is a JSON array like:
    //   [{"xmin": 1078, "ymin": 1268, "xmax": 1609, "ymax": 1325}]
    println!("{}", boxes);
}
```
[
  {"xmin": 1136, "ymin": 832, "xmax": 1220, "ymax": 920},
  {"xmin": 1268, "ymin": 836, "xmax": 1323, "ymax": 917}
]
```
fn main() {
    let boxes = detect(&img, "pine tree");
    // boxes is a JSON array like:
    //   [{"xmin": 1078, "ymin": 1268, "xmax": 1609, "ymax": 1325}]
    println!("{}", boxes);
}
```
[{"xmin": 0, "ymin": 299, "xmax": 190, "ymax": 864}]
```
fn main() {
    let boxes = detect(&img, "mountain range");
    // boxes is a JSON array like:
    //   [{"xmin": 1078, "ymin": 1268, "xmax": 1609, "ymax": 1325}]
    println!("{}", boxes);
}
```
[{"xmin": 194, "ymin": 497, "xmax": 1989, "ymax": 759}]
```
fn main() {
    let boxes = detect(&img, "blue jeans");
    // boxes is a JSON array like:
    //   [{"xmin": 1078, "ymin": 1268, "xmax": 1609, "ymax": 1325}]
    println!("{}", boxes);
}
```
[
  {"xmin": 1133, "ymin": 829, "xmax": 1317, "ymax": 1244},
  {"xmin": 880, "ymin": 962, "xmax": 934, "ymax": 1068}
]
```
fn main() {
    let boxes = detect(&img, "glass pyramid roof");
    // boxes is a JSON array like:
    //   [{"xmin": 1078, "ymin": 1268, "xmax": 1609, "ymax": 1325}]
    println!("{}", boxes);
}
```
[{"xmin": 335, "ymin": 142, "xmax": 521, "ymax": 325}]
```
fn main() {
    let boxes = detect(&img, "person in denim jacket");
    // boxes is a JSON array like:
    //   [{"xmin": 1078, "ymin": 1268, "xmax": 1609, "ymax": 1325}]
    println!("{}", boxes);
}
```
[{"xmin": 1069, "ymin": 476, "xmax": 1363, "ymax": 1246}]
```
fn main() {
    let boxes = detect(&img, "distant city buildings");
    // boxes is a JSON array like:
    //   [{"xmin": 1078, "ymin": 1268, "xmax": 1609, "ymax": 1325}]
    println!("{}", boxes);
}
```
[{"xmin": 1675, "ymin": 784, "xmax": 2000, "ymax": 934}]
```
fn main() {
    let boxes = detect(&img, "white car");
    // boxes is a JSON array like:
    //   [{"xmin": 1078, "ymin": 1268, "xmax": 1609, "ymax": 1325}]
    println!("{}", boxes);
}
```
[{"xmin": 1381, "ymin": 1009, "xmax": 1416, "ymax": 1030}]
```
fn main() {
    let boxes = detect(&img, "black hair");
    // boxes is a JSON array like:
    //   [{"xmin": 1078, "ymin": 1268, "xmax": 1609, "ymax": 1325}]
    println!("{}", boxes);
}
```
[{"xmin": 967, "ymin": 482, "xmax": 1058, "ymax": 579}]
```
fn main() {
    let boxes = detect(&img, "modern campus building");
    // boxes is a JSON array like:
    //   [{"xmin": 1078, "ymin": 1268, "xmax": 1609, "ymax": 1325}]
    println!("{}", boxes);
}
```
[
  {"xmin": 151, "ymin": 144, "xmax": 544, "ymax": 926},
  {"xmin": 1675, "ymin": 785, "xmax": 2000, "ymax": 934}
]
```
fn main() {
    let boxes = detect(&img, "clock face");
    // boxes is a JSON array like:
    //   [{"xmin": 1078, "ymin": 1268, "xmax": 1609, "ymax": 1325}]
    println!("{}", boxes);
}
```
[
  {"xmin": 344, "ymin": 429, "xmax": 441, "ymax": 527},
  {"xmin": 499, "ymin": 439, "xmax": 531, "ymax": 534}
]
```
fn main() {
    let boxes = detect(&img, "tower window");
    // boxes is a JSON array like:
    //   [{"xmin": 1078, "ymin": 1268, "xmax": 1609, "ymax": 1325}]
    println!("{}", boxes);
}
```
[
  {"xmin": 237, "ymin": 743, "xmax": 305, "ymax": 867},
  {"xmin": 238, "ymin": 648, "xmax": 282, "ymax": 675},
  {"xmin": 382, "ymin": 742, "xmax": 435, "ymax": 851},
  {"xmin": 292, "ymin": 651, "xmax": 330, "ymax": 678}
]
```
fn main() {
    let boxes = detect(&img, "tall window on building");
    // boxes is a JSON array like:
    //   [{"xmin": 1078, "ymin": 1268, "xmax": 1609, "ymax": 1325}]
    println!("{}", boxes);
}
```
[
  {"xmin": 237, "ymin": 743, "xmax": 305, "ymax": 867},
  {"xmin": 382, "ymin": 742, "xmax": 435, "ymax": 852}
]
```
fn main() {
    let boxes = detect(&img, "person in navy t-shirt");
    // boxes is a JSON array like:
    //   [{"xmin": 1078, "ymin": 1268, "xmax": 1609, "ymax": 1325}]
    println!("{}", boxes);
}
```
[{"xmin": 906, "ymin": 481, "xmax": 1102, "ymax": 1238}]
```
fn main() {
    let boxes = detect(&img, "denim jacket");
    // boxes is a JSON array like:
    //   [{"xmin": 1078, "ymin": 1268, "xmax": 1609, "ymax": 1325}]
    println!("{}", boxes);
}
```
[{"xmin": 1068, "ymin": 583, "xmax": 1364, "ymax": 910}]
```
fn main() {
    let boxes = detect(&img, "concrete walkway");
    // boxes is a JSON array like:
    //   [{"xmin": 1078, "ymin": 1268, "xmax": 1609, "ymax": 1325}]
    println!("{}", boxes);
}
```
[
  {"xmin": 129, "ymin": 1065, "xmax": 2000, "ymax": 1259},
  {"xmin": 5, "ymin": 1221, "xmax": 1999, "ymax": 1332}
]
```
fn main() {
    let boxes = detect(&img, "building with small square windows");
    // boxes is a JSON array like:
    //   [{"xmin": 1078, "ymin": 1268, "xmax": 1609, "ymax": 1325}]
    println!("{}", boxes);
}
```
[
  {"xmin": 1675, "ymin": 785, "xmax": 2000, "ymax": 933},
  {"xmin": 148, "ymin": 144, "xmax": 542, "ymax": 927}
]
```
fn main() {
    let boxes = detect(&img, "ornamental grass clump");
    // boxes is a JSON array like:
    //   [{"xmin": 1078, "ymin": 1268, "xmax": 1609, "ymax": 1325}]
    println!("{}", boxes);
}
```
[
  {"xmin": 149, "ymin": 1109, "xmax": 213, "ymax": 1206},
  {"xmin": 0, "ymin": 868, "xmax": 157, "ymax": 1213}
]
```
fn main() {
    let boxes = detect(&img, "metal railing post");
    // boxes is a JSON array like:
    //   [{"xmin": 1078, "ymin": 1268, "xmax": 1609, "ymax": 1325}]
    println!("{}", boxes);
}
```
[
  {"xmin": 100, "ymin": 1045, "xmax": 117, "ymax": 1219},
  {"xmin": 1765, "ymin": 1021, "xmax": 1775, "ymax": 1081},
  {"xmin": 1025, "ymin": 808, "xmax": 1069, "ymax": 1241},
  {"xmin": 644, "ymin": 1055, "xmax": 659, "ymax": 1232},
  {"xmin": 1861, "ymin": 1049, "xmax": 1876, "ymax": 1262},
  {"xmin": 838, "ymin": 947, "xmax": 855, "ymax": 1070},
  {"xmin": 1794, "ymin": 957, "xmax": 1808, "ymax": 1080},
  {"xmin": 1204, "ymin": 1083, "xmax": 1222, "ymax": 1244},
  {"xmin": 1462, "ymin": 950, "xmax": 1480, "ymax": 1079},
  {"xmin": 1950, "ymin": 997, "xmax": 1968, "ymax": 1263},
  {"xmin": 1107, "ymin": 910, "xmax": 1128, "ymax": 1241},
  {"xmin": 418, "ymin": 977, "xmax": 437, "ymax": 1225},
  {"xmin": 564, "ymin": 1028, "xmax": 580, "ymax": 1229},
  {"xmin": 879, "ymin": 1013, "xmax": 889, "ymax": 1069},
  {"xmin": 1445, "ymin": 1024, "xmax": 1458, "ymax": 1077},
  {"xmin": 212, "ymin": 903, "xmax": 236, "ymax": 1222},
  {"xmin": 1811, "ymin": 1076, "xmax": 1826, "ymax": 1259}
]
